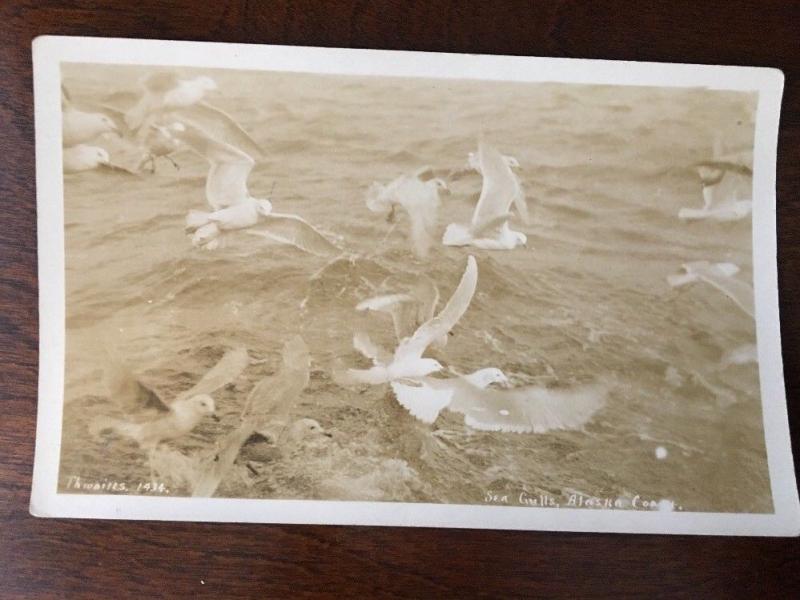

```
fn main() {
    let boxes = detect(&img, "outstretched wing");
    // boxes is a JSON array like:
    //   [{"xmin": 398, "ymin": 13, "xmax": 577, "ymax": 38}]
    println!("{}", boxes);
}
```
[
  {"xmin": 391, "ymin": 380, "xmax": 454, "ymax": 424},
  {"xmin": 693, "ymin": 263, "xmax": 755, "ymax": 318},
  {"xmin": 353, "ymin": 331, "xmax": 392, "ymax": 366},
  {"xmin": 470, "ymin": 142, "xmax": 519, "ymax": 232},
  {"xmin": 395, "ymin": 255, "xmax": 477, "ymax": 361},
  {"xmin": 246, "ymin": 212, "xmax": 340, "ymax": 257},
  {"xmin": 103, "ymin": 348, "xmax": 169, "ymax": 414},
  {"xmin": 170, "ymin": 101, "xmax": 263, "ymax": 159},
  {"xmin": 177, "ymin": 347, "xmax": 250, "ymax": 402},
  {"xmin": 402, "ymin": 184, "xmax": 440, "ymax": 259},
  {"xmin": 448, "ymin": 380, "xmax": 607, "ymax": 433},
  {"xmin": 169, "ymin": 122, "xmax": 255, "ymax": 209}
]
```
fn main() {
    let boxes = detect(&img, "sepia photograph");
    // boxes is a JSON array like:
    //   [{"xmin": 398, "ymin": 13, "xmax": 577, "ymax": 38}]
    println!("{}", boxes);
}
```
[{"xmin": 31, "ymin": 37, "xmax": 799, "ymax": 534}]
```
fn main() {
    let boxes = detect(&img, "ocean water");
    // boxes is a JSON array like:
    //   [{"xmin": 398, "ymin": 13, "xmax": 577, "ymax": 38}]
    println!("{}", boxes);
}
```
[{"xmin": 57, "ymin": 63, "xmax": 770, "ymax": 513}]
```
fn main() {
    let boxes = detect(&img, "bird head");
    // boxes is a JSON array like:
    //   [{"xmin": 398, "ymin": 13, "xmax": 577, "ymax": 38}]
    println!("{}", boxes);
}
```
[
  {"xmin": 465, "ymin": 367, "xmax": 511, "ymax": 389},
  {"xmin": 504, "ymin": 155, "xmax": 521, "ymax": 169},
  {"xmin": 182, "ymin": 394, "xmax": 219, "ymax": 421},
  {"xmin": 431, "ymin": 178, "xmax": 450, "ymax": 195},
  {"xmin": 287, "ymin": 418, "xmax": 332, "ymax": 443},
  {"xmin": 93, "ymin": 147, "xmax": 111, "ymax": 165},
  {"xmin": 255, "ymin": 199, "xmax": 273, "ymax": 216},
  {"xmin": 97, "ymin": 114, "xmax": 120, "ymax": 136}
]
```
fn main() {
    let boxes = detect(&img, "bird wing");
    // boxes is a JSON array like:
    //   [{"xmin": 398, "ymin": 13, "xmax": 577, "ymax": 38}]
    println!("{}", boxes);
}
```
[
  {"xmin": 176, "ymin": 347, "xmax": 250, "ymax": 402},
  {"xmin": 510, "ymin": 172, "xmax": 529, "ymax": 224},
  {"xmin": 103, "ymin": 348, "xmax": 170, "ymax": 414},
  {"xmin": 470, "ymin": 142, "xmax": 518, "ymax": 232},
  {"xmin": 448, "ymin": 380, "xmax": 607, "ymax": 433},
  {"xmin": 395, "ymin": 255, "xmax": 477, "ymax": 361},
  {"xmin": 246, "ymin": 212, "xmax": 340, "ymax": 257},
  {"xmin": 170, "ymin": 101, "xmax": 263, "ymax": 159},
  {"xmin": 693, "ymin": 263, "xmax": 755, "ymax": 318},
  {"xmin": 390, "ymin": 380, "xmax": 454, "ymax": 424},
  {"xmin": 400, "ymin": 184, "xmax": 440, "ymax": 259},
  {"xmin": 170, "ymin": 122, "xmax": 255, "ymax": 208},
  {"xmin": 353, "ymin": 331, "xmax": 392, "ymax": 365},
  {"xmin": 356, "ymin": 293, "xmax": 414, "ymax": 313}
]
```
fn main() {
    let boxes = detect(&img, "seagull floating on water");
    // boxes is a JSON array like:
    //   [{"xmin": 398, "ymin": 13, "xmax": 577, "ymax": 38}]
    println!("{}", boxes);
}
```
[
  {"xmin": 443, "ymin": 142, "xmax": 529, "ymax": 249},
  {"xmin": 171, "ymin": 122, "xmax": 338, "ymax": 255},
  {"xmin": 61, "ymin": 84, "xmax": 119, "ymax": 147},
  {"xmin": 366, "ymin": 166, "xmax": 448, "ymax": 259},
  {"xmin": 62, "ymin": 144, "xmax": 135, "ymax": 174}
]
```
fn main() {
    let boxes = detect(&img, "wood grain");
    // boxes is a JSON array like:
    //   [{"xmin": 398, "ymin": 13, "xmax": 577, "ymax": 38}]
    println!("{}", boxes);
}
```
[{"xmin": 1, "ymin": 1, "xmax": 799, "ymax": 597}]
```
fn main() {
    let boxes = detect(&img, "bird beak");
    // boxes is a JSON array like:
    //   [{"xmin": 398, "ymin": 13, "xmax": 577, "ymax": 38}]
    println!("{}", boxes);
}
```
[
  {"xmin": 211, "ymin": 413, "xmax": 221, "ymax": 422},
  {"xmin": 323, "ymin": 432, "xmax": 333, "ymax": 438}
]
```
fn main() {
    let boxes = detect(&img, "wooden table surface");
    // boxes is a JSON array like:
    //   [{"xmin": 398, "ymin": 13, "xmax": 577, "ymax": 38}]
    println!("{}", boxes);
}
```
[{"xmin": 1, "ymin": 1, "xmax": 799, "ymax": 597}]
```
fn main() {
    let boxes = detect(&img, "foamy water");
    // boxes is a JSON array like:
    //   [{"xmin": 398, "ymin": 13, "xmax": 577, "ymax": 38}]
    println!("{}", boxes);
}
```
[{"xmin": 57, "ymin": 64, "xmax": 770, "ymax": 512}]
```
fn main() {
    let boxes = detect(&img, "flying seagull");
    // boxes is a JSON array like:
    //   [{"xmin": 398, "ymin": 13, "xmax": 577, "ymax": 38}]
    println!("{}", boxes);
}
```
[
  {"xmin": 366, "ymin": 166, "xmax": 448, "ymax": 259},
  {"xmin": 443, "ymin": 142, "xmax": 528, "ymax": 249},
  {"xmin": 89, "ymin": 346, "xmax": 250, "ymax": 473},
  {"xmin": 61, "ymin": 84, "xmax": 119, "ymax": 147},
  {"xmin": 667, "ymin": 261, "xmax": 754, "ymax": 318},
  {"xmin": 345, "ymin": 255, "xmax": 477, "ymax": 385},
  {"xmin": 172, "ymin": 122, "xmax": 338, "ymax": 255}
]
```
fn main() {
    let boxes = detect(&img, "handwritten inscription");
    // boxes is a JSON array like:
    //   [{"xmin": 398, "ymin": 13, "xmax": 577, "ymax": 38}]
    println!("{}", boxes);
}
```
[
  {"xmin": 483, "ymin": 490, "xmax": 682, "ymax": 511},
  {"xmin": 65, "ymin": 476, "xmax": 170, "ymax": 495}
]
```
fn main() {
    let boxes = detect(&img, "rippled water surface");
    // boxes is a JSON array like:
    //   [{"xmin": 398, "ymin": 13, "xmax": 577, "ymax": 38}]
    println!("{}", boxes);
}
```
[{"xmin": 57, "ymin": 63, "xmax": 770, "ymax": 513}]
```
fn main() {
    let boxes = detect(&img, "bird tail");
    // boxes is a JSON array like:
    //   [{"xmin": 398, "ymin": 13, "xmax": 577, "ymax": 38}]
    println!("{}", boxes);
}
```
[
  {"xmin": 185, "ymin": 210, "xmax": 211, "ymax": 231},
  {"xmin": 442, "ymin": 222, "xmax": 470, "ymax": 246}
]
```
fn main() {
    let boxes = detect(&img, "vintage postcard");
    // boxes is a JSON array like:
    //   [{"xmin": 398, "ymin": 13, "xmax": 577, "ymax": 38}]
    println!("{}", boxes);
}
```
[{"xmin": 31, "ymin": 35, "xmax": 799, "ymax": 535}]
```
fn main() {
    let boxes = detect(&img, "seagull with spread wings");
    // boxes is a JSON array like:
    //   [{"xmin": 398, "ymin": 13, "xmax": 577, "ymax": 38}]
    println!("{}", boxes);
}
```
[
  {"xmin": 344, "ymin": 255, "xmax": 478, "ymax": 385},
  {"xmin": 443, "ymin": 142, "xmax": 529, "ymax": 249},
  {"xmin": 89, "ymin": 346, "xmax": 250, "ymax": 475},
  {"xmin": 170, "ymin": 122, "xmax": 339, "ymax": 255},
  {"xmin": 190, "ymin": 336, "xmax": 331, "ymax": 497},
  {"xmin": 391, "ymin": 369, "xmax": 608, "ymax": 432},
  {"xmin": 365, "ymin": 167, "xmax": 449, "ymax": 259},
  {"xmin": 667, "ymin": 261, "xmax": 754, "ymax": 318}
]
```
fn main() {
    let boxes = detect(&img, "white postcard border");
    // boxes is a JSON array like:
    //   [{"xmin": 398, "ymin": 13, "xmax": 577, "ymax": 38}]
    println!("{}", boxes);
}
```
[{"xmin": 30, "ymin": 35, "xmax": 800, "ymax": 535}]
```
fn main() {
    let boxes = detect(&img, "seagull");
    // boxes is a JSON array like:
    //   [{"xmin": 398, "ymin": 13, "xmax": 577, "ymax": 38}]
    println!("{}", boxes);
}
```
[
  {"xmin": 344, "ymin": 255, "xmax": 477, "ymax": 385},
  {"xmin": 366, "ymin": 167, "xmax": 449, "ymax": 259},
  {"xmin": 61, "ymin": 84, "xmax": 119, "ymax": 147},
  {"xmin": 62, "ymin": 144, "xmax": 135, "ymax": 174},
  {"xmin": 356, "ymin": 274, "xmax": 447, "ymax": 350},
  {"xmin": 391, "ymin": 369, "xmax": 607, "ymax": 432},
  {"xmin": 190, "ymin": 336, "xmax": 318, "ymax": 497},
  {"xmin": 443, "ymin": 142, "xmax": 529, "ymax": 249},
  {"xmin": 173, "ymin": 122, "xmax": 338, "ymax": 254},
  {"xmin": 89, "ymin": 346, "xmax": 250, "ymax": 472},
  {"xmin": 124, "ymin": 72, "xmax": 218, "ymax": 130},
  {"xmin": 103, "ymin": 80, "xmax": 263, "ymax": 167},
  {"xmin": 467, "ymin": 151, "xmax": 520, "ymax": 174},
  {"xmin": 667, "ymin": 261, "xmax": 754, "ymax": 317},
  {"xmin": 678, "ymin": 156, "xmax": 753, "ymax": 222}
]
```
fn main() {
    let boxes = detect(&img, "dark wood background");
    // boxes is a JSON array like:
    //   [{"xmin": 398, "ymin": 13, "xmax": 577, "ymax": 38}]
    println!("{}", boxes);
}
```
[{"xmin": 1, "ymin": 1, "xmax": 799, "ymax": 597}]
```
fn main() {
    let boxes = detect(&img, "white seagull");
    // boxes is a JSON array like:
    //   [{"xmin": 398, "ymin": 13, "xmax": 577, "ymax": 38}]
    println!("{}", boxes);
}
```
[
  {"xmin": 443, "ymin": 142, "xmax": 529, "ymax": 249},
  {"xmin": 356, "ymin": 274, "xmax": 447, "ymax": 351},
  {"xmin": 124, "ymin": 72, "xmax": 218, "ymax": 130},
  {"xmin": 667, "ymin": 261, "xmax": 754, "ymax": 318},
  {"xmin": 89, "ymin": 346, "xmax": 250, "ymax": 471},
  {"xmin": 62, "ymin": 144, "xmax": 135, "ymax": 174},
  {"xmin": 391, "ymin": 369, "xmax": 608, "ymax": 432},
  {"xmin": 173, "ymin": 122, "xmax": 338, "ymax": 255},
  {"xmin": 678, "ymin": 159, "xmax": 753, "ymax": 222},
  {"xmin": 61, "ymin": 84, "xmax": 119, "ymax": 147},
  {"xmin": 366, "ymin": 167, "xmax": 448, "ymax": 259},
  {"xmin": 345, "ymin": 255, "xmax": 478, "ymax": 384}
]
